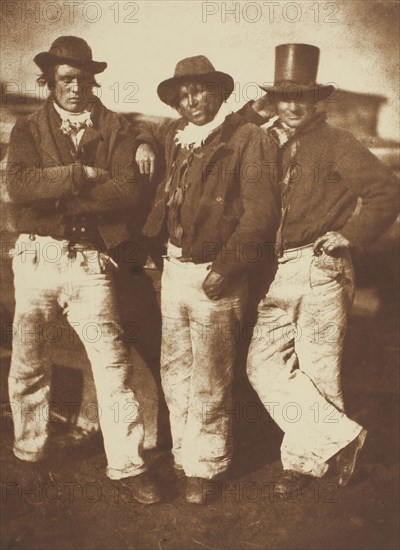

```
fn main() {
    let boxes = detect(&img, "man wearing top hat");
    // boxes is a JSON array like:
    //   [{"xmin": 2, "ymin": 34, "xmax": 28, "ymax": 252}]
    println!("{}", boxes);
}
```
[
  {"xmin": 4, "ymin": 36, "xmax": 161, "ymax": 503},
  {"xmin": 239, "ymin": 43, "xmax": 399, "ymax": 494},
  {"xmin": 135, "ymin": 55, "xmax": 279, "ymax": 503}
]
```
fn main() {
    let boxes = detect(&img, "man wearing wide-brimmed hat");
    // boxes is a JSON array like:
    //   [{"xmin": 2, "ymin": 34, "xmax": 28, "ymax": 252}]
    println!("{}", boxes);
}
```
[
  {"xmin": 135, "ymin": 55, "xmax": 279, "ymax": 503},
  {"xmin": 241, "ymin": 43, "xmax": 399, "ymax": 494},
  {"xmin": 5, "ymin": 36, "xmax": 161, "ymax": 503}
]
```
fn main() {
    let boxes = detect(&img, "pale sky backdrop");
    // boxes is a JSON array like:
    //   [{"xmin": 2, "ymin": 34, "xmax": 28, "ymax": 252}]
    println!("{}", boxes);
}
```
[{"xmin": 1, "ymin": 0, "xmax": 399, "ymax": 139}]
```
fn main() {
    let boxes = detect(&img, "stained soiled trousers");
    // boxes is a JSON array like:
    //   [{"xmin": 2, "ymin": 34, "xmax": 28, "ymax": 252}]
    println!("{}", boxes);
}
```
[
  {"xmin": 160, "ymin": 243, "xmax": 247, "ymax": 479},
  {"xmin": 8, "ymin": 234, "xmax": 146, "ymax": 480},
  {"xmin": 247, "ymin": 245, "xmax": 364, "ymax": 477}
]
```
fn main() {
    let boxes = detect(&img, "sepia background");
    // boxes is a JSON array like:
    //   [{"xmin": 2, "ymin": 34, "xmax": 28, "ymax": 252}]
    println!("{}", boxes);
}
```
[
  {"xmin": 0, "ymin": 0, "xmax": 398, "ymax": 134},
  {"xmin": 0, "ymin": 1, "xmax": 399, "ymax": 550}
]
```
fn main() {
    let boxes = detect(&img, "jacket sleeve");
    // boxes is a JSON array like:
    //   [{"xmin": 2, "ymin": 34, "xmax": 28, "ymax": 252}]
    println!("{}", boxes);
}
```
[
  {"xmin": 132, "ymin": 118, "xmax": 180, "ymax": 157},
  {"xmin": 5, "ymin": 118, "xmax": 85, "ymax": 203},
  {"xmin": 237, "ymin": 100, "xmax": 271, "ymax": 127},
  {"xmin": 336, "ymin": 131, "xmax": 399, "ymax": 249},
  {"xmin": 211, "ymin": 128, "xmax": 280, "ymax": 278},
  {"xmin": 64, "ymin": 124, "xmax": 145, "ymax": 216}
]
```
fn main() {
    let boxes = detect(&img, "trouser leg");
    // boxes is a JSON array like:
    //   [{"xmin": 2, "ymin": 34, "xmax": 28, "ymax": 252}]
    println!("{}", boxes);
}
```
[
  {"xmin": 247, "ymin": 251, "xmax": 362, "ymax": 477},
  {"xmin": 160, "ymin": 263, "xmax": 193, "ymax": 469},
  {"xmin": 295, "ymin": 249, "xmax": 356, "ymax": 410},
  {"xmin": 64, "ymin": 251, "xmax": 145, "ymax": 479},
  {"xmin": 181, "ymin": 285, "xmax": 244, "ymax": 478},
  {"xmin": 161, "ymin": 258, "xmax": 246, "ymax": 478},
  {"xmin": 8, "ymin": 239, "xmax": 58, "ymax": 461},
  {"xmin": 279, "ymin": 249, "xmax": 361, "ymax": 474}
]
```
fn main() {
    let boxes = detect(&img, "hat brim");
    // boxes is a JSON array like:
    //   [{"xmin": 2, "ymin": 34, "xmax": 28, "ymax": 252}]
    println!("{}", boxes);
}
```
[
  {"xmin": 34, "ymin": 52, "xmax": 107, "ymax": 74},
  {"xmin": 259, "ymin": 83, "xmax": 334, "ymax": 102},
  {"xmin": 157, "ymin": 71, "xmax": 234, "ymax": 106}
]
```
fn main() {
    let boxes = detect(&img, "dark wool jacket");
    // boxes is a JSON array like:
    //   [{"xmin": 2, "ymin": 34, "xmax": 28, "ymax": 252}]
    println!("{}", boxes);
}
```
[
  {"xmin": 241, "ymin": 103, "xmax": 399, "ymax": 250},
  {"xmin": 5, "ymin": 98, "xmax": 144, "ymax": 249},
  {"xmin": 136, "ymin": 112, "xmax": 280, "ymax": 278}
]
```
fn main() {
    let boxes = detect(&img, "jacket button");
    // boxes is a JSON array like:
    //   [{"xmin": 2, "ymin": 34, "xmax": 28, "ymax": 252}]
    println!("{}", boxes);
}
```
[
  {"xmin": 81, "ymin": 227, "xmax": 86, "ymax": 233},
  {"xmin": 216, "ymin": 196, "xmax": 222, "ymax": 203},
  {"xmin": 72, "ymin": 226, "xmax": 77, "ymax": 232}
]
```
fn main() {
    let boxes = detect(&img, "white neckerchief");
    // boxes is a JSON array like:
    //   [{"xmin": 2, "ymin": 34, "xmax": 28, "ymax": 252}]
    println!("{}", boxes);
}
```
[
  {"xmin": 174, "ymin": 102, "xmax": 233, "ymax": 150},
  {"xmin": 53, "ymin": 102, "xmax": 93, "ymax": 149}
]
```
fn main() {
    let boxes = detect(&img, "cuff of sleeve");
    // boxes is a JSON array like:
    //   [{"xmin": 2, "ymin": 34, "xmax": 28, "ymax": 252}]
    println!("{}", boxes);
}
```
[
  {"xmin": 211, "ymin": 259, "xmax": 246, "ymax": 279},
  {"xmin": 133, "ymin": 137, "xmax": 159, "ymax": 157},
  {"xmin": 338, "ymin": 227, "xmax": 365, "ymax": 251}
]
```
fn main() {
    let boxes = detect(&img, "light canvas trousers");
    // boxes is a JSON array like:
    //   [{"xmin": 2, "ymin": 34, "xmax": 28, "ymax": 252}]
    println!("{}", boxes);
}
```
[
  {"xmin": 247, "ymin": 245, "xmax": 364, "ymax": 477},
  {"xmin": 8, "ymin": 234, "xmax": 146, "ymax": 480},
  {"xmin": 161, "ymin": 243, "xmax": 247, "ymax": 479}
]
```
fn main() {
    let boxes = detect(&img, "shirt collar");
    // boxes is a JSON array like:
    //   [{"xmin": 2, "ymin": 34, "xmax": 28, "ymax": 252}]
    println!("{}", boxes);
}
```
[
  {"xmin": 53, "ymin": 101, "xmax": 92, "ymax": 123},
  {"xmin": 53, "ymin": 101, "xmax": 93, "ymax": 135}
]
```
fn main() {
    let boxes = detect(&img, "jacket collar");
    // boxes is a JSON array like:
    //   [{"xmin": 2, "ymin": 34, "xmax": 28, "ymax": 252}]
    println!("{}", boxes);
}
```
[
  {"xmin": 197, "ymin": 113, "xmax": 248, "ymax": 176},
  {"xmin": 220, "ymin": 111, "xmax": 248, "ymax": 144},
  {"xmin": 197, "ymin": 112, "xmax": 248, "ymax": 158}
]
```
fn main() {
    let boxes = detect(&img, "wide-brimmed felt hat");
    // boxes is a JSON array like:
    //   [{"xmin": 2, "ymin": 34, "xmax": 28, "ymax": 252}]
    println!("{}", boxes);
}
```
[
  {"xmin": 157, "ymin": 55, "xmax": 234, "ymax": 106},
  {"xmin": 259, "ymin": 44, "xmax": 334, "ymax": 101},
  {"xmin": 34, "ymin": 36, "xmax": 107, "ymax": 74}
]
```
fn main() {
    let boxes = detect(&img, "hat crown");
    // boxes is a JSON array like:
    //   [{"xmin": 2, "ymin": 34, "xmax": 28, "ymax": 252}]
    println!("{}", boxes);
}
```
[
  {"xmin": 34, "ymin": 36, "xmax": 106, "ymax": 74},
  {"xmin": 274, "ymin": 44, "xmax": 320, "ymax": 86},
  {"xmin": 48, "ymin": 36, "xmax": 93, "ymax": 63},
  {"xmin": 174, "ymin": 55, "xmax": 216, "ymax": 79},
  {"xmin": 157, "ymin": 55, "xmax": 234, "ymax": 106}
]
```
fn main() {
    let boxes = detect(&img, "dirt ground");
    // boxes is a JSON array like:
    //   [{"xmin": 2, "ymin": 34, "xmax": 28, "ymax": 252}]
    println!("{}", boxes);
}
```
[{"xmin": 0, "ymin": 230, "xmax": 399, "ymax": 550}]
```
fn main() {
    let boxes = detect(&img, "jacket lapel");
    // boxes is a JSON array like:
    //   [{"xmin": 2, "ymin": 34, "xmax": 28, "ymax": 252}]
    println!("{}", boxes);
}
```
[
  {"xmin": 45, "ymin": 101, "xmax": 77, "ymax": 164},
  {"xmin": 199, "ymin": 113, "xmax": 245, "ymax": 184},
  {"xmin": 80, "ymin": 101, "xmax": 120, "ymax": 167},
  {"xmin": 76, "ymin": 126, "xmax": 101, "ymax": 161}
]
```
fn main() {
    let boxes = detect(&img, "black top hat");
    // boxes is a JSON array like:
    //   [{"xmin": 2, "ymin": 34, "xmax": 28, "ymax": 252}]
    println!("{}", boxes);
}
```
[
  {"xmin": 157, "ymin": 55, "xmax": 234, "ymax": 106},
  {"xmin": 260, "ymin": 44, "xmax": 334, "ymax": 101},
  {"xmin": 34, "ymin": 36, "xmax": 107, "ymax": 74}
]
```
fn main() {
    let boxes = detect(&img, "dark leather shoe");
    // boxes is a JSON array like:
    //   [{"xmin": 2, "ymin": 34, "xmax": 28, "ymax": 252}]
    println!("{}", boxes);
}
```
[
  {"xmin": 274, "ymin": 470, "xmax": 312, "ymax": 498},
  {"xmin": 186, "ymin": 477, "xmax": 208, "ymax": 504},
  {"xmin": 120, "ymin": 471, "xmax": 161, "ymax": 505},
  {"xmin": 336, "ymin": 428, "xmax": 368, "ymax": 486}
]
